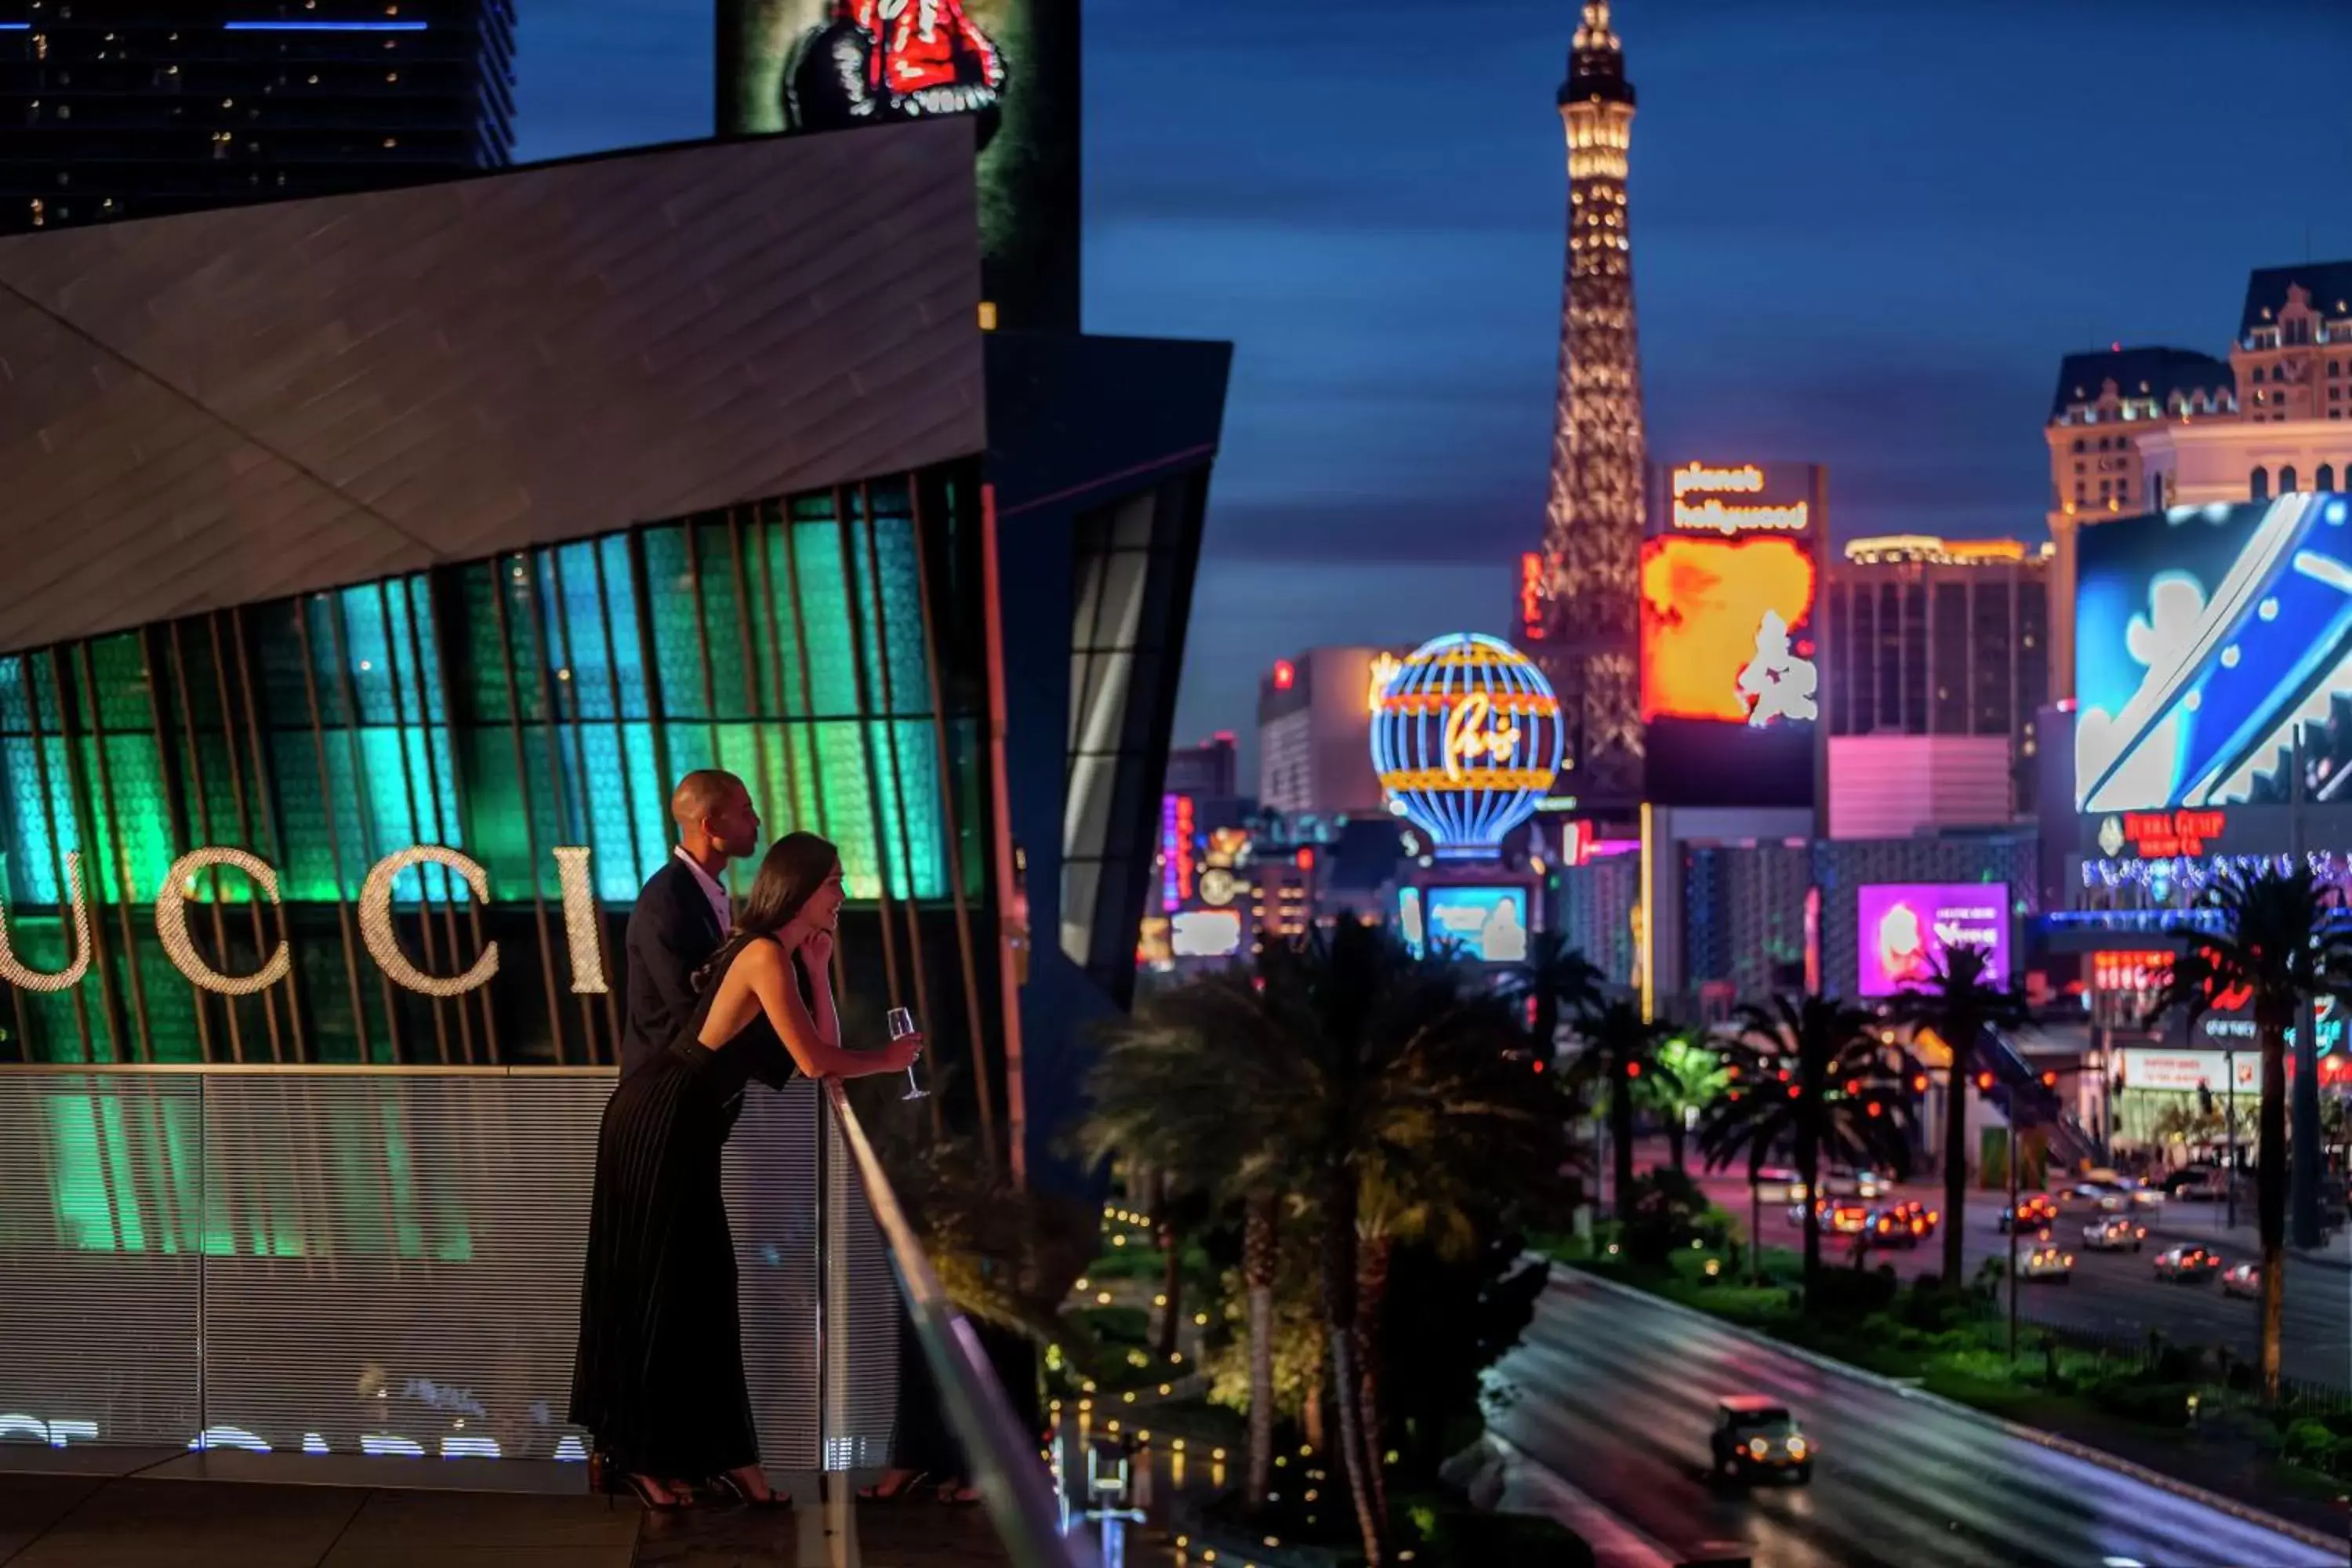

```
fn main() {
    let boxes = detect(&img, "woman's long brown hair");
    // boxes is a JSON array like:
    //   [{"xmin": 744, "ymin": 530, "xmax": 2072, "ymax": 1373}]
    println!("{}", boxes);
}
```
[{"xmin": 692, "ymin": 831, "xmax": 840, "ymax": 993}]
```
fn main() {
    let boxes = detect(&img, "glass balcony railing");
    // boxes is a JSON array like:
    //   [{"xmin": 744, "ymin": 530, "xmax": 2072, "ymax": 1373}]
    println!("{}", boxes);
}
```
[{"xmin": 0, "ymin": 1060, "xmax": 1104, "ymax": 1566}]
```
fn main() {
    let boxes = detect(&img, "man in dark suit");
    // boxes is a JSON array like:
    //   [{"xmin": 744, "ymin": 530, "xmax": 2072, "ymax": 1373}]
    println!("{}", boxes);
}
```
[{"xmin": 620, "ymin": 769, "xmax": 761, "ymax": 1080}]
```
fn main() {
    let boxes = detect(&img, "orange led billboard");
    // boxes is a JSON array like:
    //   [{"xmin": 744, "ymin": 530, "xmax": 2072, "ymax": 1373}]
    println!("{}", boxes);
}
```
[{"xmin": 1639, "ymin": 535, "xmax": 1817, "ymax": 725}]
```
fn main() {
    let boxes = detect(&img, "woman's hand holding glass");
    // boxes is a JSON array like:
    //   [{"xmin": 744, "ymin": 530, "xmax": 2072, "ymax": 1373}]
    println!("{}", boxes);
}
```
[{"xmin": 884, "ymin": 1029, "xmax": 924, "ymax": 1073}]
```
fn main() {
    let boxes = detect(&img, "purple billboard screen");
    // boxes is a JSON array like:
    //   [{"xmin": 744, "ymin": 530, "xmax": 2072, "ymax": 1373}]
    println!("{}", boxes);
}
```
[{"xmin": 1855, "ymin": 883, "xmax": 2010, "ymax": 998}]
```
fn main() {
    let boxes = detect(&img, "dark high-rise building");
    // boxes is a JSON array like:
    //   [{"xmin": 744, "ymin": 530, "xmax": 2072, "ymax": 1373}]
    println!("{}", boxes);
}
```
[
  {"xmin": 1824, "ymin": 535, "xmax": 2052, "ymax": 817},
  {"xmin": 0, "ymin": 3, "xmax": 515, "ymax": 235},
  {"xmin": 1535, "ymin": 1, "xmax": 1646, "ymax": 816}
]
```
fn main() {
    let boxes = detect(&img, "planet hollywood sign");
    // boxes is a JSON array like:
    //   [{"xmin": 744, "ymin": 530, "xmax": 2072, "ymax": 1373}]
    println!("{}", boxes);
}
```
[
  {"xmin": 1668, "ymin": 462, "xmax": 1809, "ymax": 535},
  {"xmin": 0, "ymin": 844, "xmax": 612, "ymax": 1000}
]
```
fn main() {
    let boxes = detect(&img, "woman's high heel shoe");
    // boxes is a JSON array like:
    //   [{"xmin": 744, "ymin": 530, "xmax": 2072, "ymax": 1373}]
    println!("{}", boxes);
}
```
[
  {"xmin": 856, "ymin": 1468, "xmax": 929, "ymax": 1504},
  {"xmin": 706, "ymin": 1471, "xmax": 793, "ymax": 1510},
  {"xmin": 590, "ymin": 1451, "xmax": 684, "ymax": 1512}
]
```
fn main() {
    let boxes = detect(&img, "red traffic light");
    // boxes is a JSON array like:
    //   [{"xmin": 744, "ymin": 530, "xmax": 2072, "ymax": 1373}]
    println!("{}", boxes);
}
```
[
  {"xmin": 1625, "ymin": 1061, "xmax": 1642, "ymax": 1078},
  {"xmin": 2040, "ymin": 1070, "xmax": 2057, "ymax": 1087}
]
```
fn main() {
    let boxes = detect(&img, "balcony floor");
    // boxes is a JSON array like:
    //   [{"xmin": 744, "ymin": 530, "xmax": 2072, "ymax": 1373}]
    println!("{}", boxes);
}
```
[{"xmin": 0, "ymin": 1449, "xmax": 1016, "ymax": 1567}]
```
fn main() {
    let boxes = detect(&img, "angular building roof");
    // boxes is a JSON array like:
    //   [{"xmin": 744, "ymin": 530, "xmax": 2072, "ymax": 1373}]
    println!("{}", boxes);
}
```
[
  {"xmin": 2048, "ymin": 345, "xmax": 2232, "ymax": 419},
  {"xmin": 2238, "ymin": 260, "xmax": 2352, "ymax": 340},
  {"xmin": 0, "ymin": 123, "xmax": 985, "ymax": 655}
]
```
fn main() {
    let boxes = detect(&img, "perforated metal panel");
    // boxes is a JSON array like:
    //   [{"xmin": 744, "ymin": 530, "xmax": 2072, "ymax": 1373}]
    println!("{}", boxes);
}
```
[
  {"xmin": 0, "ymin": 1069, "xmax": 898, "ymax": 1469},
  {"xmin": 0, "ymin": 1073, "xmax": 203, "ymax": 1448},
  {"xmin": 822, "ymin": 1101, "xmax": 902, "ymax": 1470}
]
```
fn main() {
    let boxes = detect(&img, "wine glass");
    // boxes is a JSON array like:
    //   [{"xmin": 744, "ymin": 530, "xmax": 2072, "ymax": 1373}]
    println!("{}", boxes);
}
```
[{"xmin": 889, "ymin": 1006, "xmax": 927, "ymax": 1102}]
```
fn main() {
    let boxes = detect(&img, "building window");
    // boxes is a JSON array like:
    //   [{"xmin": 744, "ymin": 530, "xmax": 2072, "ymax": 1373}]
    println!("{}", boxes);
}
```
[
  {"xmin": 2071, "ymin": 437, "xmax": 2085, "ymax": 453},
  {"xmin": 2320, "ymin": 463, "xmax": 2338, "ymax": 491},
  {"xmin": 2252, "ymin": 367, "xmax": 2266, "ymax": 383},
  {"xmin": 2252, "ymin": 466, "xmax": 2270, "ymax": 500},
  {"xmin": 2330, "ymin": 361, "xmax": 2343, "ymax": 378},
  {"xmin": 2282, "ymin": 465, "xmax": 2300, "ymax": 493}
]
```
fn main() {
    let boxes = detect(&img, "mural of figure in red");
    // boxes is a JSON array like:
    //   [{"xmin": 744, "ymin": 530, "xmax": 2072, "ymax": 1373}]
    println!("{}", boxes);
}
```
[{"xmin": 788, "ymin": 0, "xmax": 1009, "ymax": 142}]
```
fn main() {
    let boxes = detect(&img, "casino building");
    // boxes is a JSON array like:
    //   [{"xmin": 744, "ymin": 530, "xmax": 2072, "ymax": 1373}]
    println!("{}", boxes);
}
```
[{"xmin": 0, "ymin": 121, "xmax": 1227, "ymax": 1463}]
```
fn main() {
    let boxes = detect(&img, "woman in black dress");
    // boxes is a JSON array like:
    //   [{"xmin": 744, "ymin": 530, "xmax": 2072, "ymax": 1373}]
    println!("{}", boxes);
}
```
[{"xmin": 571, "ymin": 831, "xmax": 922, "ymax": 1509}]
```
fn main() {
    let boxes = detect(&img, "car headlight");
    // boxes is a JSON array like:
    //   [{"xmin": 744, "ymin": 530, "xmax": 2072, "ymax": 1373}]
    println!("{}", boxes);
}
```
[
  {"xmin": 1786, "ymin": 1436, "xmax": 1808, "ymax": 1457},
  {"xmin": 1748, "ymin": 1438, "xmax": 1769, "ymax": 1458}
]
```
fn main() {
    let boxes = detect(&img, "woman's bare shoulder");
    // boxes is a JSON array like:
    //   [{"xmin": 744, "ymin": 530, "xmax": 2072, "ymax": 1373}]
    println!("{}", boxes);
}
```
[{"xmin": 731, "ymin": 935, "xmax": 793, "ymax": 974}]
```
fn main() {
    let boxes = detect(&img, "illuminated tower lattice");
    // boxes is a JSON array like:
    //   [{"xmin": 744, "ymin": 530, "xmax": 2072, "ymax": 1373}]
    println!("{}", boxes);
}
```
[{"xmin": 1538, "ymin": 1, "xmax": 1647, "ymax": 811}]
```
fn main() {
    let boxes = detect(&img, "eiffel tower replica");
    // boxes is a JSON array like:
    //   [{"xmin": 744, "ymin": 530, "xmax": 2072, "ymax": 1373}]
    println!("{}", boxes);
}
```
[{"xmin": 1535, "ymin": 1, "xmax": 1648, "ymax": 818}]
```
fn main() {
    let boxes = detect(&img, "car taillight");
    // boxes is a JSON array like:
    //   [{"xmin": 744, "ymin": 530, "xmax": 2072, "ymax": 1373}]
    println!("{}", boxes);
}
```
[{"xmin": 2063, "ymin": 1255, "xmax": 2074, "ymax": 1266}]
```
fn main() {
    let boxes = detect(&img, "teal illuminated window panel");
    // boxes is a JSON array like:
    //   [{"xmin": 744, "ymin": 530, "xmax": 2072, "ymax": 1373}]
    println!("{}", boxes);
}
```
[
  {"xmin": 74, "ymin": 735, "xmax": 176, "ymax": 904},
  {"xmin": 172, "ymin": 733, "xmax": 256, "ymax": 896},
  {"xmin": 453, "ymin": 563, "xmax": 518, "ymax": 724},
  {"xmin": 451, "ymin": 728, "xmax": 535, "ymax": 902},
  {"xmin": 267, "ymin": 728, "xmax": 459, "ymax": 902},
  {"xmin": 76, "ymin": 633, "xmax": 154, "ymax": 733},
  {"xmin": 875, "ymin": 515, "xmax": 931, "ymax": 717},
  {"xmin": 1, "ymin": 735, "xmax": 75, "ymax": 904},
  {"xmin": 571, "ymin": 721, "xmax": 665, "ymax": 898},
  {"xmin": 692, "ymin": 523, "xmax": 757, "ymax": 717},
  {"xmin": 876, "ymin": 718, "xmax": 946, "ymax": 898},
  {"xmin": 786, "ymin": 521, "xmax": 862, "ymax": 717},
  {"xmin": 641, "ymin": 527, "xmax": 710, "ymax": 721}
]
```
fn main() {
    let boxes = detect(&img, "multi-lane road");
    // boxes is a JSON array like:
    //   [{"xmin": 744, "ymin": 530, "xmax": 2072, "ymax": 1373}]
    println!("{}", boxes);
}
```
[
  {"xmin": 1487, "ymin": 1270, "xmax": 2343, "ymax": 1568},
  {"xmin": 1704, "ymin": 1176, "xmax": 2352, "ymax": 1390}
]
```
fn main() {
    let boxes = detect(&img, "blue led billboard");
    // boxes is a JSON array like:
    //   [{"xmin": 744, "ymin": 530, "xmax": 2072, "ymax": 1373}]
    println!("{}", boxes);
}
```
[
  {"xmin": 2075, "ymin": 494, "xmax": 2352, "ymax": 811},
  {"xmin": 1399, "ymin": 884, "xmax": 1530, "ymax": 964}
]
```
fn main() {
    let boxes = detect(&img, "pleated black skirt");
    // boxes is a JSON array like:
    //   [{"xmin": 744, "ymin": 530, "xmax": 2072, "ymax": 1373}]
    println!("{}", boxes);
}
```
[{"xmin": 569, "ymin": 1040, "xmax": 760, "ymax": 1477}]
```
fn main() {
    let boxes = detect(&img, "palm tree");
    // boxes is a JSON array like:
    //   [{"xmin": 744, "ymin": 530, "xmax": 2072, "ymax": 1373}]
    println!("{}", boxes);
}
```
[
  {"xmin": 1889, "ymin": 943, "xmax": 2027, "ymax": 1290},
  {"xmin": 1508, "ymin": 931, "xmax": 1603, "ymax": 1060},
  {"xmin": 2143, "ymin": 866, "xmax": 2352, "ymax": 1401},
  {"xmin": 1567, "ymin": 1000, "xmax": 1677, "ymax": 1218},
  {"xmin": 1638, "ymin": 1035, "xmax": 1731, "ymax": 1174},
  {"xmin": 1088, "ymin": 925, "xmax": 1544, "ymax": 1565},
  {"xmin": 1081, "ymin": 987, "xmax": 1289, "ymax": 1508},
  {"xmin": 1697, "ymin": 994, "xmax": 1918, "ymax": 1301}
]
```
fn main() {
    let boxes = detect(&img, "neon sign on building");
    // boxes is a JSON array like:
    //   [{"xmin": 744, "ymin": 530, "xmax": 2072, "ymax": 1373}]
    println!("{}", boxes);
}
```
[
  {"xmin": 1368, "ymin": 633, "xmax": 1563, "ymax": 858},
  {"xmin": 1519, "ymin": 553, "xmax": 1547, "ymax": 641},
  {"xmin": 1669, "ymin": 462, "xmax": 1809, "ymax": 535}
]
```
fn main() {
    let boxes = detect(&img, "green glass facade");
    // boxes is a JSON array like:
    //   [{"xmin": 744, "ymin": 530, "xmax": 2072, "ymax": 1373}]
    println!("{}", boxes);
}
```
[{"xmin": 0, "ymin": 467, "xmax": 991, "ymax": 1068}]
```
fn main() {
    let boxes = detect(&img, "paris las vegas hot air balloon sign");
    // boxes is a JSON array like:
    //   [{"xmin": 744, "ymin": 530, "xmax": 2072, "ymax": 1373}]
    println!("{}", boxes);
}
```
[{"xmin": 1370, "ymin": 633, "xmax": 1564, "ymax": 858}]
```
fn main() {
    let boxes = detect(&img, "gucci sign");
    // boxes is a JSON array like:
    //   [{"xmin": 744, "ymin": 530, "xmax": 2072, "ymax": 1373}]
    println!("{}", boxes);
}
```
[{"xmin": 0, "ymin": 845, "xmax": 611, "ymax": 999}]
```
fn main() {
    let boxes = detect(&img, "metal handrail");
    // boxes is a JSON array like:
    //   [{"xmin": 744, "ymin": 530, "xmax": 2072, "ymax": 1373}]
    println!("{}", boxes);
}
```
[
  {"xmin": 0, "ymin": 1061, "xmax": 615, "ymax": 1077},
  {"xmin": 822, "ymin": 1077, "xmax": 1098, "ymax": 1568}
]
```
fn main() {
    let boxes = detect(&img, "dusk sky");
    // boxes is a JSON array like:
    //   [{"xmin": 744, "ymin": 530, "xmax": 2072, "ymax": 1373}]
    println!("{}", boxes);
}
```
[{"xmin": 517, "ymin": 0, "xmax": 2351, "ymax": 777}]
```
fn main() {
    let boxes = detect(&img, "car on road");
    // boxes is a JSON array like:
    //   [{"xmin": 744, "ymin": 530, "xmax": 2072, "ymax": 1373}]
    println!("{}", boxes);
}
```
[
  {"xmin": 1789, "ymin": 1199, "xmax": 1871, "ymax": 1235},
  {"xmin": 2160, "ymin": 1163, "xmax": 2220, "ymax": 1198},
  {"xmin": 2221, "ymin": 1262, "xmax": 2261, "ymax": 1298},
  {"xmin": 2080, "ymin": 1216, "xmax": 2147, "ymax": 1252},
  {"xmin": 2154, "ymin": 1245, "xmax": 2223, "ymax": 1282},
  {"xmin": 1887, "ymin": 1199, "xmax": 1940, "ymax": 1237},
  {"xmin": 1998, "ymin": 1194, "xmax": 2058, "ymax": 1232},
  {"xmin": 1824, "ymin": 1167, "xmax": 1888, "ymax": 1200},
  {"xmin": 2170, "ymin": 1171, "xmax": 2233, "ymax": 1201},
  {"xmin": 2018, "ymin": 1244, "xmax": 2076, "ymax": 1283},
  {"xmin": 2055, "ymin": 1183, "xmax": 2129, "ymax": 1213},
  {"xmin": 1753, "ymin": 1167, "xmax": 1808, "ymax": 1204},
  {"xmin": 2106, "ymin": 1178, "xmax": 2165, "ymax": 1210},
  {"xmin": 1860, "ymin": 1207, "xmax": 1926, "ymax": 1248},
  {"xmin": 1709, "ymin": 1396, "xmax": 1813, "ymax": 1484}
]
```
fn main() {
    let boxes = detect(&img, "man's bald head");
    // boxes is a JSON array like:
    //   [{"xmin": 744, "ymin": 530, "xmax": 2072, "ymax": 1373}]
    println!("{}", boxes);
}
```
[{"xmin": 673, "ymin": 770, "xmax": 760, "ymax": 864}]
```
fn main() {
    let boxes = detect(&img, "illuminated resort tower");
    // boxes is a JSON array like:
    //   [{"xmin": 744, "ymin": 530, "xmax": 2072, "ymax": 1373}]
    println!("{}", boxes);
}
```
[{"xmin": 1537, "ymin": 2, "xmax": 1648, "ymax": 814}]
